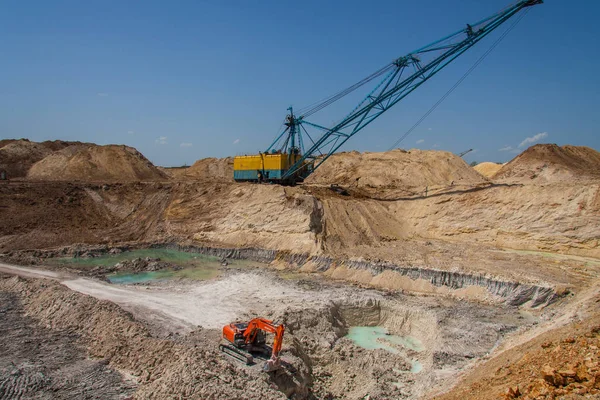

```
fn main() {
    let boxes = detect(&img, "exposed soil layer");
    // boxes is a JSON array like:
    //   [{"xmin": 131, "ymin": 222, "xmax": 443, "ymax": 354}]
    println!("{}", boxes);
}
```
[
  {"xmin": 0, "ymin": 285, "xmax": 135, "ymax": 399},
  {"xmin": 0, "ymin": 242, "xmax": 574, "ymax": 308},
  {"xmin": 432, "ymin": 286, "xmax": 600, "ymax": 400},
  {"xmin": 1, "ymin": 179, "xmax": 598, "ymax": 290},
  {"xmin": 494, "ymin": 144, "xmax": 600, "ymax": 183}
]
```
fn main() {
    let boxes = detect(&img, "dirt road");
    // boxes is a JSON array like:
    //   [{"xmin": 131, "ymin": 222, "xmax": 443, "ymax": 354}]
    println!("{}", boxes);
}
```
[{"xmin": 0, "ymin": 262, "xmax": 369, "ymax": 333}]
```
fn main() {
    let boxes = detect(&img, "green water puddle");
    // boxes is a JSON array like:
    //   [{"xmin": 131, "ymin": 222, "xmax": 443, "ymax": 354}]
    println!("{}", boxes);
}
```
[
  {"xmin": 51, "ymin": 248, "xmax": 263, "ymax": 284},
  {"xmin": 107, "ymin": 267, "xmax": 220, "ymax": 284},
  {"xmin": 52, "ymin": 248, "xmax": 323, "ymax": 284},
  {"xmin": 346, "ymin": 326, "xmax": 423, "ymax": 373},
  {"xmin": 54, "ymin": 248, "xmax": 221, "ymax": 267}
]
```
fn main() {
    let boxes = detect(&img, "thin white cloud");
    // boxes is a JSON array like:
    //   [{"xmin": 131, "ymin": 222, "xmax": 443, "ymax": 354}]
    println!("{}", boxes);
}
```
[
  {"xmin": 416, "ymin": 139, "xmax": 425, "ymax": 144},
  {"xmin": 180, "ymin": 142, "xmax": 192, "ymax": 148},
  {"xmin": 233, "ymin": 139, "xmax": 240, "ymax": 145},
  {"xmin": 428, "ymin": 128, "xmax": 432, "ymax": 131},
  {"xmin": 432, "ymin": 143, "xmax": 440, "ymax": 148},
  {"xmin": 499, "ymin": 146, "xmax": 513, "ymax": 152},
  {"xmin": 519, "ymin": 132, "xmax": 547, "ymax": 148},
  {"xmin": 97, "ymin": 92, "xmax": 109, "ymax": 97},
  {"xmin": 127, "ymin": 130, "xmax": 134, "ymax": 135},
  {"xmin": 155, "ymin": 136, "xmax": 168, "ymax": 145}
]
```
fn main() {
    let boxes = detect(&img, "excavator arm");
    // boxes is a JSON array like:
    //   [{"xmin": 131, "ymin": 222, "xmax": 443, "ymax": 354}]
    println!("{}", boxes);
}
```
[
  {"xmin": 220, "ymin": 317, "xmax": 285, "ymax": 372},
  {"xmin": 244, "ymin": 318, "xmax": 285, "ymax": 361}
]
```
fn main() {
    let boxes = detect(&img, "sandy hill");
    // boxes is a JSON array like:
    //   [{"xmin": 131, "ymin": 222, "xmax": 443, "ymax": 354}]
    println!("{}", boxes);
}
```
[
  {"xmin": 163, "ymin": 157, "xmax": 233, "ymax": 181},
  {"xmin": 494, "ymin": 144, "xmax": 600, "ymax": 183},
  {"xmin": 0, "ymin": 139, "xmax": 84, "ymax": 178},
  {"xmin": 473, "ymin": 162, "xmax": 504, "ymax": 178},
  {"xmin": 0, "ymin": 139, "xmax": 18, "ymax": 148},
  {"xmin": 305, "ymin": 149, "xmax": 487, "ymax": 189},
  {"xmin": 27, "ymin": 144, "xmax": 167, "ymax": 182}
]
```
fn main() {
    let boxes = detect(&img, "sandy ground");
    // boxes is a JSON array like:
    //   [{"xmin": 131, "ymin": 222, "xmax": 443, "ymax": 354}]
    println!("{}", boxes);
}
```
[
  {"xmin": 0, "ymin": 262, "xmax": 372, "ymax": 332},
  {"xmin": 0, "ymin": 263, "xmax": 61, "ymax": 279},
  {"xmin": 64, "ymin": 273, "xmax": 344, "ymax": 332},
  {"xmin": 1, "ymin": 141, "xmax": 599, "ymax": 398},
  {"xmin": 0, "ymin": 290, "xmax": 135, "ymax": 399},
  {"xmin": 0, "ymin": 261, "xmax": 538, "ymax": 399}
]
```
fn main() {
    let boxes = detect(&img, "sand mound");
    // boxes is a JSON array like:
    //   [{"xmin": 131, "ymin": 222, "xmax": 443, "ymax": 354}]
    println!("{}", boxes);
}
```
[
  {"xmin": 27, "ymin": 144, "xmax": 167, "ymax": 182},
  {"xmin": 305, "ymin": 149, "xmax": 487, "ymax": 189},
  {"xmin": 0, "ymin": 139, "xmax": 81, "ymax": 178},
  {"xmin": 0, "ymin": 139, "xmax": 18, "ymax": 148},
  {"xmin": 473, "ymin": 162, "xmax": 504, "ymax": 178},
  {"xmin": 163, "ymin": 157, "xmax": 233, "ymax": 181},
  {"xmin": 494, "ymin": 144, "xmax": 600, "ymax": 183}
]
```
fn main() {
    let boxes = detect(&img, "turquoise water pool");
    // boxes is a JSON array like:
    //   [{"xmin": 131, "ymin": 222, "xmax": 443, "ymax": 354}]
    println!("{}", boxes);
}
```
[
  {"xmin": 346, "ymin": 326, "xmax": 423, "ymax": 373},
  {"xmin": 57, "ymin": 248, "xmax": 221, "ymax": 267},
  {"xmin": 108, "ymin": 271, "xmax": 169, "ymax": 284},
  {"xmin": 50, "ymin": 248, "xmax": 267, "ymax": 284}
]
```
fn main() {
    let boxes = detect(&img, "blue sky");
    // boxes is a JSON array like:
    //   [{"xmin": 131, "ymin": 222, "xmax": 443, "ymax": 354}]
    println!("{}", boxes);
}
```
[{"xmin": 1, "ymin": 0, "xmax": 599, "ymax": 166}]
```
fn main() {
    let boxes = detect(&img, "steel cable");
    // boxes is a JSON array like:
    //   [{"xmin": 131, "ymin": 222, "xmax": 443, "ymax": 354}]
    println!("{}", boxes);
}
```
[{"xmin": 388, "ymin": 8, "xmax": 531, "ymax": 151}]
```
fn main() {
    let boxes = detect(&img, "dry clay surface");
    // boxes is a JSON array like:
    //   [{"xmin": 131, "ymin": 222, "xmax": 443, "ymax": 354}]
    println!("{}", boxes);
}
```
[
  {"xmin": 1, "ymin": 141, "xmax": 600, "ymax": 398},
  {"xmin": 0, "ymin": 262, "xmax": 368, "ymax": 332}
]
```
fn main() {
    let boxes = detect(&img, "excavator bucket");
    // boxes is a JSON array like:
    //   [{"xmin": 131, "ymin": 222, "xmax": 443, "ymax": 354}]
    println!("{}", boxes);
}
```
[{"xmin": 263, "ymin": 357, "xmax": 282, "ymax": 372}]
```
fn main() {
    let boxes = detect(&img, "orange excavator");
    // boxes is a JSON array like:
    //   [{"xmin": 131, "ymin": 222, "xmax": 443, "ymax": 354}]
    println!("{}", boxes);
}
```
[{"xmin": 219, "ymin": 318, "xmax": 285, "ymax": 372}]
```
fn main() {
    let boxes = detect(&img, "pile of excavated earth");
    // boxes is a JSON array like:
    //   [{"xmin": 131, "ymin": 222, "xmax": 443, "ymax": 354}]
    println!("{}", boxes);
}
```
[
  {"xmin": 493, "ymin": 144, "xmax": 600, "ymax": 183},
  {"xmin": 0, "ymin": 139, "xmax": 166, "ymax": 181},
  {"xmin": 162, "ymin": 156, "xmax": 234, "ymax": 181},
  {"xmin": 306, "ymin": 149, "xmax": 488, "ymax": 194},
  {"xmin": 473, "ymin": 162, "xmax": 504, "ymax": 178},
  {"xmin": 0, "ymin": 138, "xmax": 599, "ymax": 399}
]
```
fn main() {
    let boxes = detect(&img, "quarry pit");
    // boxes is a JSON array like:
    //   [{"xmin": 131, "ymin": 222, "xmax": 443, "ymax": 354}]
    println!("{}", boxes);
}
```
[
  {"xmin": 0, "ymin": 250, "xmax": 541, "ymax": 399},
  {"xmin": 1, "ymin": 140, "xmax": 599, "ymax": 399}
]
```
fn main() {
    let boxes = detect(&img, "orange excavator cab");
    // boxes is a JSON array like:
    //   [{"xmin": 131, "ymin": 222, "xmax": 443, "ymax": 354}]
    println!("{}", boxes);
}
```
[{"xmin": 220, "ymin": 318, "xmax": 285, "ymax": 372}]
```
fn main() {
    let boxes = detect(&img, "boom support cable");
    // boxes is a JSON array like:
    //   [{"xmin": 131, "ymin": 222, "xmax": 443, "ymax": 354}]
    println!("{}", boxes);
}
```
[
  {"xmin": 388, "ymin": 8, "xmax": 531, "ymax": 151},
  {"xmin": 249, "ymin": 0, "xmax": 542, "ymax": 183},
  {"xmin": 298, "ymin": 64, "xmax": 395, "ymax": 118}
]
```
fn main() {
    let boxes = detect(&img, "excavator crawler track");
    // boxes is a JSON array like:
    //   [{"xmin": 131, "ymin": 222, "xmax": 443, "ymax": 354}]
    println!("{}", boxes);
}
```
[{"xmin": 219, "ymin": 343, "xmax": 254, "ymax": 365}]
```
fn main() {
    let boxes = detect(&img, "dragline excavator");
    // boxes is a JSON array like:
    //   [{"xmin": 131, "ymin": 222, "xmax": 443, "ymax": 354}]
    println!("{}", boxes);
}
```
[
  {"xmin": 232, "ymin": 0, "xmax": 543, "ymax": 185},
  {"xmin": 220, "ymin": 318, "xmax": 285, "ymax": 372}
]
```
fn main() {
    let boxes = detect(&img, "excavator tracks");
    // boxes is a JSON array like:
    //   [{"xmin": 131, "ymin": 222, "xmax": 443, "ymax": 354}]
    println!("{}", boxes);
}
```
[{"xmin": 219, "ymin": 343, "xmax": 254, "ymax": 365}]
